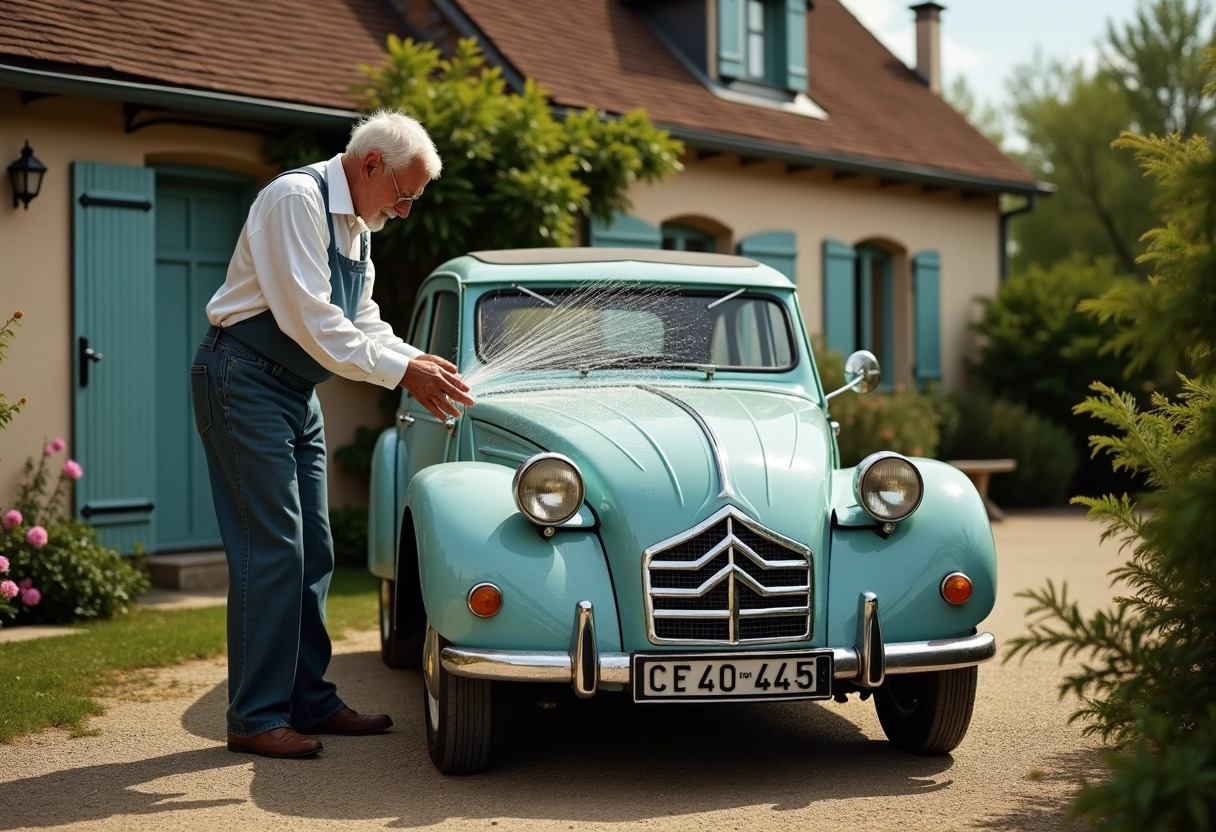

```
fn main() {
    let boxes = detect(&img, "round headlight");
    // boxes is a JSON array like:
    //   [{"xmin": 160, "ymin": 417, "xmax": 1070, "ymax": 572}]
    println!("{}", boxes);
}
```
[
  {"xmin": 854, "ymin": 452, "xmax": 924, "ymax": 523},
  {"xmin": 512, "ymin": 453, "xmax": 585, "ymax": 526}
]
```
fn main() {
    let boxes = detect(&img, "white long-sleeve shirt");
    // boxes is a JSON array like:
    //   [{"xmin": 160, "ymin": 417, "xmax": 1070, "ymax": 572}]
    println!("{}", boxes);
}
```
[{"xmin": 206, "ymin": 154, "xmax": 420, "ymax": 389}]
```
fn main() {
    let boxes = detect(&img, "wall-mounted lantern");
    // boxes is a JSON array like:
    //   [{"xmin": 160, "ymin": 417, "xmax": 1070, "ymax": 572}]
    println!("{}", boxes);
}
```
[{"xmin": 8, "ymin": 141, "xmax": 47, "ymax": 210}]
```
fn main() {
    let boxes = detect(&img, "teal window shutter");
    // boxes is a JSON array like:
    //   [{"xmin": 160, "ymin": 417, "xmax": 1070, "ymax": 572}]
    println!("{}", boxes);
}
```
[
  {"xmin": 73, "ymin": 161, "xmax": 158, "ymax": 555},
  {"xmin": 912, "ymin": 250, "xmax": 942, "ymax": 385},
  {"xmin": 589, "ymin": 213, "xmax": 660, "ymax": 248},
  {"xmin": 784, "ymin": 0, "xmax": 808, "ymax": 92},
  {"xmin": 822, "ymin": 239, "xmax": 857, "ymax": 355},
  {"xmin": 663, "ymin": 223, "xmax": 717, "ymax": 252},
  {"xmin": 738, "ymin": 230, "xmax": 797, "ymax": 282},
  {"xmin": 718, "ymin": 0, "xmax": 744, "ymax": 79}
]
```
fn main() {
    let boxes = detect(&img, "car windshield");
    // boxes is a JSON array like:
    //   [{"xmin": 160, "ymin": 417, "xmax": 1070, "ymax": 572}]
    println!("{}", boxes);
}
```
[{"xmin": 475, "ymin": 286, "xmax": 795, "ymax": 373}]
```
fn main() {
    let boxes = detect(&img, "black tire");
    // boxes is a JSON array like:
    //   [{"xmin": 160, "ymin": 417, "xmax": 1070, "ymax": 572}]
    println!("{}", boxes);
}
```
[
  {"xmin": 379, "ymin": 578, "xmax": 422, "ymax": 669},
  {"xmin": 423, "ymin": 629, "xmax": 493, "ymax": 775},
  {"xmin": 874, "ymin": 666, "xmax": 978, "ymax": 754}
]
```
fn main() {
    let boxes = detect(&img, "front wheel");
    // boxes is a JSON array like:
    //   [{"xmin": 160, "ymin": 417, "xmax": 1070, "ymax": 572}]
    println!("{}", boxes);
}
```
[
  {"xmin": 873, "ymin": 666, "xmax": 978, "ymax": 754},
  {"xmin": 423, "ymin": 625, "xmax": 493, "ymax": 774},
  {"xmin": 379, "ymin": 578, "xmax": 422, "ymax": 669}
]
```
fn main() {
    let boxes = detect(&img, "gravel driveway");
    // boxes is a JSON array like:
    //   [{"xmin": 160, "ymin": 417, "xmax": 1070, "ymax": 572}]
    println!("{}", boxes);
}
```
[{"xmin": 1, "ymin": 509, "xmax": 1115, "ymax": 832}]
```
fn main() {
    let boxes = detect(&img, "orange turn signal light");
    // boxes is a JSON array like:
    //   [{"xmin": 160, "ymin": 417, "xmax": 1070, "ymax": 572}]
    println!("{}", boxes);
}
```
[
  {"xmin": 940, "ymin": 572, "xmax": 973, "ymax": 605},
  {"xmin": 467, "ymin": 583, "xmax": 503, "ymax": 618}
]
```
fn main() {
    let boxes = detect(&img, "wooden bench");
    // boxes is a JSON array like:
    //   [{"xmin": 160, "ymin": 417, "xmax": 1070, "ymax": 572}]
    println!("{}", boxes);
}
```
[{"xmin": 947, "ymin": 459, "xmax": 1018, "ymax": 521}]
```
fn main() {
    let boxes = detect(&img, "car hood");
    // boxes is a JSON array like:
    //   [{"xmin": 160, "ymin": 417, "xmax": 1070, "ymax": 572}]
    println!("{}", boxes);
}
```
[{"xmin": 467, "ymin": 384, "xmax": 835, "ymax": 647}]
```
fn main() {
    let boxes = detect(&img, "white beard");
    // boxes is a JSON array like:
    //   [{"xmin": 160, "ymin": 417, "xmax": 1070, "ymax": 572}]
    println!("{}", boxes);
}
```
[{"xmin": 364, "ymin": 211, "xmax": 393, "ymax": 233}]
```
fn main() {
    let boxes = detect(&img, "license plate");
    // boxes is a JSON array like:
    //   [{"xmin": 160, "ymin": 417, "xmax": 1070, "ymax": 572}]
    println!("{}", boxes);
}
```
[{"xmin": 631, "ymin": 650, "xmax": 833, "ymax": 703}]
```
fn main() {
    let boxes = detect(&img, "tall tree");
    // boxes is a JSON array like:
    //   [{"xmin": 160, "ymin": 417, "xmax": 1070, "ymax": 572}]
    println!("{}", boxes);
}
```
[
  {"xmin": 1008, "ymin": 0, "xmax": 1216, "ymax": 274},
  {"xmin": 1103, "ymin": 0, "xmax": 1216, "ymax": 136},
  {"xmin": 350, "ymin": 36, "xmax": 684, "ymax": 322},
  {"xmin": 1008, "ymin": 58, "xmax": 1158, "ymax": 274},
  {"xmin": 944, "ymin": 74, "xmax": 1007, "ymax": 149}
]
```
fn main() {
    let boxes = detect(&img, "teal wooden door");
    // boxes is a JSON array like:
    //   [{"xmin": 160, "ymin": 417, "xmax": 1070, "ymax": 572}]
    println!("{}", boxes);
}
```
[
  {"xmin": 73, "ymin": 162, "xmax": 158, "ymax": 554},
  {"xmin": 153, "ymin": 169, "xmax": 249, "ymax": 551}
]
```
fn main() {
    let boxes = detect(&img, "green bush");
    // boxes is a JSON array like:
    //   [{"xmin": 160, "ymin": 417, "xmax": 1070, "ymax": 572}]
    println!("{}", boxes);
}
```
[
  {"xmin": 814, "ymin": 339, "xmax": 946, "ymax": 467},
  {"xmin": 969, "ymin": 254, "xmax": 1155, "ymax": 496},
  {"xmin": 937, "ymin": 392, "xmax": 1079, "ymax": 507},
  {"xmin": 0, "ymin": 309, "xmax": 28, "ymax": 623},
  {"xmin": 2, "ymin": 519, "xmax": 148, "ymax": 625},
  {"xmin": 1008, "ymin": 78, "xmax": 1216, "ymax": 830},
  {"xmin": 330, "ymin": 505, "xmax": 369, "ymax": 570},
  {"xmin": 970, "ymin": 253, "xmax": 1132, "ymax": 426},
  {"xmin": 2, "ymin": 444, "xmax": 148, "ymax": 626}
]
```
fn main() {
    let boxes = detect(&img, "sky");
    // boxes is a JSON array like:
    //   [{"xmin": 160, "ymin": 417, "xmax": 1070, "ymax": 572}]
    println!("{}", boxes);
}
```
[{"xmin": 838, "ymin": 0, "xmax": 1144, "ymax": 124}]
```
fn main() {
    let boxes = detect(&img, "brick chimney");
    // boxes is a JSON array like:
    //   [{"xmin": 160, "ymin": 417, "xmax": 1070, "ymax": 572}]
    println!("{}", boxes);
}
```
[{"xmin": 911, "ymin": 2, "xmax": 944, "ymax": 94}]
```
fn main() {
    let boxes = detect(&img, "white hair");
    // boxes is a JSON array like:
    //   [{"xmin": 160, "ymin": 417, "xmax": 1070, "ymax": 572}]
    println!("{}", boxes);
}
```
[{"xmin": 347, "ymin": 108, "xmax": 442, "ymax": 179}]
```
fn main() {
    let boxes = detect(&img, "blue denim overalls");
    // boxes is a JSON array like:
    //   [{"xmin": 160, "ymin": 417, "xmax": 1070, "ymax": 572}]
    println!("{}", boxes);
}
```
[{"xmin": 190, "ymin": 166, "xmax": 368, "ymax": 736}]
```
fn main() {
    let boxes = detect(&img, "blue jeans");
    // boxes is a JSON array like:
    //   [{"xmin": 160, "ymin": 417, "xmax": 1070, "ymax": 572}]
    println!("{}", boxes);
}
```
[{"xmin": 191, "ymin": 327, "xmax": 345, "ymax": 736}]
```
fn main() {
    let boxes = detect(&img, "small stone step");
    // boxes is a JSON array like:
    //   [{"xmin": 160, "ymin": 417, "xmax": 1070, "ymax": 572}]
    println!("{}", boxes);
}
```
[{"xmin": 147, "ymin": 551, "xmax": 228, "ymax": 591}]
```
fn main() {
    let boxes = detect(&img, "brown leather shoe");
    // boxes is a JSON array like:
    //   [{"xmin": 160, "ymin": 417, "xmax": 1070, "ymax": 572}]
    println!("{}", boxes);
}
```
[
  {"xmin": 300, "ymin": 707, "xmax": 393, "ymax": 736},
  {"xmin": 227, "ymin": 727, "xmax": 323, "ymax": 758}
]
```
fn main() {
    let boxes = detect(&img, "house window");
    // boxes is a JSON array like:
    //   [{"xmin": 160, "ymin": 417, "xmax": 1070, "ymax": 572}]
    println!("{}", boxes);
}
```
[
  {"xmin": 745, "ymin": 0, "xmax": 775, "ymax": 83},
  {"xmin": 718, "ymin": 0, "xmax": 807, "ymax": 93},
  {"xmin": 662, "ymin": 223, "xmax": 716, "ymax": 252},
  {"xmin": 856, "ymin": 245, "xmax": 894, "ymax": 383}
]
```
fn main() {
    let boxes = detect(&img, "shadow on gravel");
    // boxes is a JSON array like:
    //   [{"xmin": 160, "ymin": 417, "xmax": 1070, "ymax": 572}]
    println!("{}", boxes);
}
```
[
  {"xmin": 198, "ymin": 651, "xmax": 959, "ymax": 828},
  {"xmin": 0, "ymin": 748, "xmax": 247, "ymax": 829},
  {"xmin": 969, "ymin": 748, "xmax": 1109, "ymax": 832},
  {"xmin": 2, "ymin": 649, "xmax": 965, "ymax": 830}
]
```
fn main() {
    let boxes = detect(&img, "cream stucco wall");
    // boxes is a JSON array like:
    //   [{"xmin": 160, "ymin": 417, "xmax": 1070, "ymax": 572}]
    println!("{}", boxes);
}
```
[
  {"xmin": 0, "ymin": 91, "xmax": 381, "ymax": 518},
  {"xmin": 626, "ymin": 155, "xmax": 1001, "ymax": 390}
]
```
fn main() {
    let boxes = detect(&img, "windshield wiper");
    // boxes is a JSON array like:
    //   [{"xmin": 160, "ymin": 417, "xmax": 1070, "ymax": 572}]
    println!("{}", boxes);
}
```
[
  {"xmin": 706, "ymin": 288, "xmax": 746, "ymax": 309},
  {"xmin": 512, "ymin": 284, "xmax": 557, "ymax": 307},
  {"xmin": 577, "ymin": 357, "xmax": 718, "ymax": 380}
]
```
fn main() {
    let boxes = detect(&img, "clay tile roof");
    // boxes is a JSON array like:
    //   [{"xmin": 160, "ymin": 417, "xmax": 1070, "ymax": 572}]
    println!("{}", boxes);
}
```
[
  {"xmin": 0, "ymin": 0, "xmax": 1035, "ymax": 189},
  {"xmin": 0, "ymin": 0, "xmax": 398, "ymax": 110},
  {"xmin": 453, "ymin": 0, "xmax": 1036, "ymax": 188}
]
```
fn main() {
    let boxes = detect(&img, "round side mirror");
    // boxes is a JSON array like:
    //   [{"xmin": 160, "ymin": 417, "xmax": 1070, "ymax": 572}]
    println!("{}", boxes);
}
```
[
  {"xmin": 824, "ymin": 350, "xmax": 882, "ymax": 401},
  {"xmin": 845, "ymin": 350, "xmax": 881, "ymax": 394}
]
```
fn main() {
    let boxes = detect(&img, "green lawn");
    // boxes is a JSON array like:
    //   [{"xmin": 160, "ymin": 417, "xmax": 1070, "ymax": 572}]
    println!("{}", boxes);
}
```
[{"xmin": 0, "ymin": 568, "xmax": 379, "ymax": 743}]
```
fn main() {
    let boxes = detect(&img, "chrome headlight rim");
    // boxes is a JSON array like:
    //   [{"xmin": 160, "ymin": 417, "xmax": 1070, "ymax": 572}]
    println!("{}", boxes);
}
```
[
  {"xmin": 512, "ymin": 452, "xmax": 585, "ymax": 526},
  {"xmin": 853, "ymin": 451, "xmax": 924, "ymax": 523}
]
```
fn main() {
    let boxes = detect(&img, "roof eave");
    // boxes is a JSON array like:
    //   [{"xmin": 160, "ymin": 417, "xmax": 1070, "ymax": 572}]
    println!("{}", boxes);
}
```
[
  {"xmin": 665, "ymin": 124, "xmax": 1051, "ymax": 197},
  {"xmin": 0, "ymin": 62, "xmax": 359, "ymax": 130}
]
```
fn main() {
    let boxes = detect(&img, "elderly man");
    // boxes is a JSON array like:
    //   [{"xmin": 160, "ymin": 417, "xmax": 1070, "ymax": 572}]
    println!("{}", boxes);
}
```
[{"xmin": 191, "ymin": 109, "xmax": 474, "ymax": 758}]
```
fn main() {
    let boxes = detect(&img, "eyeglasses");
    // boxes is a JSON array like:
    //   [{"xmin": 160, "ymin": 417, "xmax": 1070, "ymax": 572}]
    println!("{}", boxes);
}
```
[{"xmin": 384, "ymin": 162, "xmax": 423, "ymax": 205}]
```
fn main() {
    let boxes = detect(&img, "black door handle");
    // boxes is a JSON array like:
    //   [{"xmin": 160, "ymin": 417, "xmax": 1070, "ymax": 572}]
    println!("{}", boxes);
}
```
[{"xmin": 79, "ymin": 336, "xmax": 103, "ymax": 387}]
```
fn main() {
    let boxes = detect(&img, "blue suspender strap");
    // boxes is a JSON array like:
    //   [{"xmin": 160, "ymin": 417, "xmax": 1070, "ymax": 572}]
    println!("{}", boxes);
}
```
[{"xmin": 271, "ymin": 165, "xmax": 335, "ymax": 250}]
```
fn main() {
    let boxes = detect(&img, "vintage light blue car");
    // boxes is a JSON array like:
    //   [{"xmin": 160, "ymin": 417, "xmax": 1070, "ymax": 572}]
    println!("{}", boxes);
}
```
[{"xmin": 368, "ymin": 248, "xmax": 997, "ymax": 774}]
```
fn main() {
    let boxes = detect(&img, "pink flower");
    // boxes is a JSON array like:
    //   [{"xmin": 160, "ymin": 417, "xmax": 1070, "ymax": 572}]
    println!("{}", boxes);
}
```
[
  {"xmin": 63, "ymin": 460, "xmax": 83, "ymax": 480},
  {"xmin": 2, "ymin": 509, "xmax": 20, "ymax": 530},
  {"xmin": 0, "ymin": 555, "xmax": 8, "ymax": 572},
  {"xmin": 44, "ymin": 444, "xmax": 54, "ymax": 456},
  {"xmin": 19, "ymin": 587, "xmax": 40, "ymax": 606},
  {"xmin": 0, "ymin": 580, "xmax": 17, "ymax": 599},
  {"xmin": 50, "ymin": 437, "xmax": 66, "ymax": 453},
  {"xmin": 18, "ymin": 577, "xmax": 32, "ymax": 590},
  {"xmin": 26, "ymin": 525, "xmax": 48, "ymax": 548}
]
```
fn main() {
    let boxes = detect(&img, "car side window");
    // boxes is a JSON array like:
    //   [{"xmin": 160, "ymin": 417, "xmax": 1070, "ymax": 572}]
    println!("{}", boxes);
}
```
[
  {"xmin": 409, "ymin": 297, "xmax": 430, "ymax": 350},
  {"xmin": 428, "ymin": 291, "xmax": 459, "ymax": 365},
  {"xmin": 709, "ymin": 298, "xmax": 792, "ymax": 368}
]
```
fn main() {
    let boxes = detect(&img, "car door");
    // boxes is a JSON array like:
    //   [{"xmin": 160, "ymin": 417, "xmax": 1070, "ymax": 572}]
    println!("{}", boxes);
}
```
[{"xmin": 400, "ymin": 283, "xmax": 461, "ymax": 488}]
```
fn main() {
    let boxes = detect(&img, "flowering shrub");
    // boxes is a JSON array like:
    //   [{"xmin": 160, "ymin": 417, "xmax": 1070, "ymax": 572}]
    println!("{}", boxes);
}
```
[
  {"xmin": 0, "ymin": 440, "xmax": 148, "ymax": 626},
  {"xmin": 813, "ymin": 338, "xmax": 947, "ymax": 467},
  {"xmin": 0, "ymin": 553, "xmax": 16, "ymax": 622},
  {"xmin": 0, "ymin": 310, "xmax": 27, "ymax": 437}
]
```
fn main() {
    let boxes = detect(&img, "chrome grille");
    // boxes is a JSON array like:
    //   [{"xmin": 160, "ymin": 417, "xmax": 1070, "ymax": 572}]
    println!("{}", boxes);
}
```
[{"xmin": 643, "ymin": 505, "xmax": 813, "ymax": 645}]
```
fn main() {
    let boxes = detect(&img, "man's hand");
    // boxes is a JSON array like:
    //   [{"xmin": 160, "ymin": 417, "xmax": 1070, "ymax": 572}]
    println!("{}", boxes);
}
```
[{"xmin": 400, "ymin": 354, "xmax": 475, "ymax": 420}]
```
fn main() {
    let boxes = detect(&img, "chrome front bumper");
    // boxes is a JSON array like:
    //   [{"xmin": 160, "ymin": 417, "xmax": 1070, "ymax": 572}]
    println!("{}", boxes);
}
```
[{"xmin": 439, "ymin": 594, "xmax": 996, "ymax": 695}]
